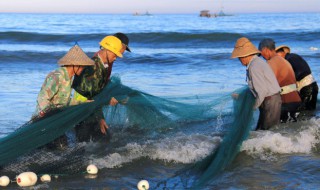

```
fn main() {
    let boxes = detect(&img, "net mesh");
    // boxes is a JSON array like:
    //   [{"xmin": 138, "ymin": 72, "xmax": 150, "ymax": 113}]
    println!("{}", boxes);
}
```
[
  {"xmin": 191, "ymin": 87, "xmax": 255, "ymax": 188},
  {"xmin": 154, "ymin": 87, "xmax": 255, "ymax": 188},
  {"xmin": 0, "ymin": 76, "xmax": 255, "ymax": 186}
]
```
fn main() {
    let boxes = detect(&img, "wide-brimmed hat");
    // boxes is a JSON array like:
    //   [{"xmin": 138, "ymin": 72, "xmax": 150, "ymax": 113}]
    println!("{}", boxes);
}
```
[
  {"xmin": 113, "ymin": 32, "xmax": 131, "ymax": 52},
  {"xmin": 231, "ymin": 37, "xmax": 260, "ymax": 58},
  {"xmin": 275, "ymin": 45, "xmax": 290, "ymax": 54},
  {"xmin": 58, "ymin": 44, "xmax": 95, "ymax": 66}
]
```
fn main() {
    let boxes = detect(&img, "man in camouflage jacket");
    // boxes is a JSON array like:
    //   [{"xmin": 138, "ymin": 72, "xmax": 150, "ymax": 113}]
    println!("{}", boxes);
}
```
[
  {"xmin": 35, "ymin": 44, "xmax": 94, "ymax": 149},
  {"xmin": 36, "ymin": 44, "xmax": 94, "ymax": 117},
  {"xmin": 72, "ymin": 34, "xmax": 131, "ymax": 142}
]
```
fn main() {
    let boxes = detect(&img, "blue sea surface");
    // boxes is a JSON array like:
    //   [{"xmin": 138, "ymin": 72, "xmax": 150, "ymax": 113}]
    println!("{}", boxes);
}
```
[{"xmin": 0, "ymin": 13, "xmax": 320, "ymax": 189}]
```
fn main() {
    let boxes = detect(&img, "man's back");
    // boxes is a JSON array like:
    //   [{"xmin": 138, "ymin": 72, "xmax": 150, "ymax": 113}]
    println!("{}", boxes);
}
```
[
  {"xmin": 267, "ymin": 55, "xmax": 301, "ymax": 104},
  {"xmin": 285, "ymin": 53, "xmax": 312, "ymax": 81},
  {"xmin": 72, "ymin": 56, "xmax": 108, "ymax": 99}
]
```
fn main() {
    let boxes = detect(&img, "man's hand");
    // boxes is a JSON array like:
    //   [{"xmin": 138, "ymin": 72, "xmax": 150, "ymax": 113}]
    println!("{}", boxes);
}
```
[
  {"xmin": 39, "ymin": 111, "xmax": 45, "ymax": 117},
  {"xmin": 109, "ymin": 97, "xmax": 118, "ymax": 106},
  {"xmin": 232, "ymin": 93, "xmax": 239, "ymax": 99},
  {"xmin": 99, "ymin": 119, "xmax": 108, "ymax": 135}
]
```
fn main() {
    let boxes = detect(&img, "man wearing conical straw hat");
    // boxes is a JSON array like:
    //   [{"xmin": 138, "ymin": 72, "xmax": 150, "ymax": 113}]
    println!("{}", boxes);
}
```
[
  {"xmin": 35, "ymin": 44, "xmax": 94, "ymax": 118},
  {"xmin": 33, "ymin": 44, "xmax": 94, "ymax": 149},
  {"xmin": 276, "ymin": 45, "xmax": 318, "ymax": 111},
  {"xmin": 72, "ymin": 34, "xmax": 130, "ymax": 142},
  {"xmin": 259, "ymin": 39, "xmax": 301, "ymax": 123},
  {"xmin": 231, "ymin": 37, "xmax": 282, "ymax": 130}
]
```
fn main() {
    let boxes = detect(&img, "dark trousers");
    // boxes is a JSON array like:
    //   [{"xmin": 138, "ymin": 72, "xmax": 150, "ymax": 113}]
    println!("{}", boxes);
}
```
[
  {"xmin": 75, "ymin": 119, "xmax": 111, "ymax": 143},
  {"xmin": 280, "ymin": 102, "xmax": 301, "ymax": 123},
  {"xmin": 300, "ymin": 82, "xmax": 318, "ymax": 110},
  {"xmin": 256, "ymin": 93, "xmax": 282, "ymax": 130}
]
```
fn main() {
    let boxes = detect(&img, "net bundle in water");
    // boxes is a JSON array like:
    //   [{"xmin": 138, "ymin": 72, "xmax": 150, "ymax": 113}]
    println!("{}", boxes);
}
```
[
  {"xmin": 191, "ymin": 87, "xmax": 255, "ymax": 188},
  {"xmin": 0, "ymin": 76, "xmax": 222, "ymax": 176}
]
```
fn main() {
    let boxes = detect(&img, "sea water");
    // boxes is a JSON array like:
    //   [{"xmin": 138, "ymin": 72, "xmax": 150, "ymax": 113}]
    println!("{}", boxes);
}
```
[{"xmin": 0, "ymin": 13, "xmax": 320, "ymax": 189}]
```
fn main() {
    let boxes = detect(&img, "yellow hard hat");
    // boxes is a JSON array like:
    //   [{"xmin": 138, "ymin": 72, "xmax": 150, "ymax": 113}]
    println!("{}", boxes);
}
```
[{"xmin": 99, "ymin": 36, "xmax": 123, "ymax": 58}]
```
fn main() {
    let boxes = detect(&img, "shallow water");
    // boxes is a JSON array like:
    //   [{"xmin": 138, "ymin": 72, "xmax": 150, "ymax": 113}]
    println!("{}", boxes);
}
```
[{"xmin": 0, "ymin": 13, "xmax": 320, "ymax": 189}]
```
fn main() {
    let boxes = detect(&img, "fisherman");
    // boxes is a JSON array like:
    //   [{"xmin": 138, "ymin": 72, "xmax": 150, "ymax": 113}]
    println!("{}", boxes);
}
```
[
  {"xmin": 276, "ymin": 45, "xmax": 318, "ymax": 110},
  {"xmin": 34, "ymin": 44, "xmax": 95, "ymax": 149},
  {"xmin": 231, "ymin": 37, "xmax": 282, "ymax": 130},
  {"xmin": 35, "ymin": 44, "xmax": 95, "ymax": 117},
  {"xmin": 259, "ymin": 38, "xmax": 302, "ymax": 122},
  {"xmin": 72, "ymin": 33, "xmax": 131, "ymax": 142}
]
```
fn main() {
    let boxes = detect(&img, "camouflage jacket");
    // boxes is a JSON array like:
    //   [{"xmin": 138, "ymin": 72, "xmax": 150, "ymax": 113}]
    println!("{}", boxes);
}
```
[
  {"xmin": 72, "ymin": 56, "xmax": 108, "ymax": 100},
  {"xmin": 36, "ymin": 67, "xmax": 72, "ymax": 114}
]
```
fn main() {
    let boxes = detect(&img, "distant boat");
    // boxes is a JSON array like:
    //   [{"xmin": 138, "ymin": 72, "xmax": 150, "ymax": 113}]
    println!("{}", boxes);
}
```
[
  {"xmin": 144, "ymin": 11, "xmax": 152, "ymax": 16},
  {"xmin": 217, "ymin": 10, "xmax": 233, "ymax": 17},
  {"xmin": 199, "ymin": 9, "xmax": 232, "ymax": 18},
  {"xmin": 199, "ymin": 10, "xmax": 212, "ymax": 18},
  {"xmin": 133, "ymin": 11, "xmax": 153, "ymax": 16},
  {"xmin": 133, "ymin": 12, "xmax": 141, "ymax": 16}
]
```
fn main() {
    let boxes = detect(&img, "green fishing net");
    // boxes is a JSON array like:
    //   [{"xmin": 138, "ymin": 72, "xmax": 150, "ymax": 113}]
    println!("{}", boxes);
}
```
[
  {"xmin": 191, "ymin": 87, "xmax": 255, "ymax": 188},
  {"xmin": 0, "ymin": 76, "xmax": 255, "ymax": 187},
  {"xmin": 0, "ymin": 77, "xmax": 216, "ymax": 172},
  {"xmin": 154, "ymin": 87, "xmax": 255, "ymax": 189}
]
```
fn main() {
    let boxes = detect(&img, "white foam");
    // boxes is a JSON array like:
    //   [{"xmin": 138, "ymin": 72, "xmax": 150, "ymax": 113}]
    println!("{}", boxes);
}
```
[
  {"xmin": 150, "ymin": 134, "xmax": 220, "ymax": 163},
  {"xmin": 310, "ymin": 46, "xmax": 318, "ymax": 51},
  {"xmin": 241, "ymin": 118, "xmax": 320, "ymax": 160},
  {"xmin": 95, "ymin": 143, "xmax": 146, "ymax": 168},
  {"xmin": 95, "ymin": 133, "xmax": 220, "ymax": 169}
]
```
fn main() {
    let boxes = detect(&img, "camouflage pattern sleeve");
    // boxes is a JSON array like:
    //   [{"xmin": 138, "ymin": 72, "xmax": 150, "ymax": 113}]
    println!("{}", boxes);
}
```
[
  {"xmin": 72, "ymin": 65, "xmax": 95, "ymax": 99},
  {"xmin": 72, "ymin": 57, "xmax": 108, "ymax": 100},
  {"xmin": 36, "ymin": 72, "xmax": 60, "ymax": 112}
]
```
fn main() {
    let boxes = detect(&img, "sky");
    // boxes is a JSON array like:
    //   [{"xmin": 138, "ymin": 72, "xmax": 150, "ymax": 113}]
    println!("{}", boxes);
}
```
[{"xmin": 0, "ymin": 0, "xmax": 319, "ymax": 14}]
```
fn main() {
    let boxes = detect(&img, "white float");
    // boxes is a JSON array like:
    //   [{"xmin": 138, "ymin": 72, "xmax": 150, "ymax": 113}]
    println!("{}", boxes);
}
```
[
  {"xmin": 16, "ymin": 172, "xmax": 38, "ymax": 187},
  {"xmin": 137, "ymin": 180, "xmax": 149, "ymax": 190},
  {"xmin": 86, "ymin": 164, "xmax": 98, "ymax": 175},
  {"xmin": 0, "ymin": 176, "xmax": 10, "ymax": 187},
  {"xmin": 40, "ymin": 174, "xmax": 51, "ymax": 182}
]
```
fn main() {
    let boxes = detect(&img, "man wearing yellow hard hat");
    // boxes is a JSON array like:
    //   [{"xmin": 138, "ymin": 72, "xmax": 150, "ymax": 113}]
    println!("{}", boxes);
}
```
[{"xmin": 72, "ymin": 33, "xmax": 131, "ymax": 142}]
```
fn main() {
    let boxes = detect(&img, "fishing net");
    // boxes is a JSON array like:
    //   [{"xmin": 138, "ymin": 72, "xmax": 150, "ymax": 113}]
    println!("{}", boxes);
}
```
[
  {"xmin": 191, "ymin": 87, "xmax": 255, "ymax": 188},
  {"xmin": 155, "ymin": 87, "xmax": 255, "ymax": 189},
  {"xmin": 0, "ymin": 76, "xmax": 255, "ymax": 187},
  {"xmin": 0, "ymin": 76, "xmax": 224, "ymax": 176}
]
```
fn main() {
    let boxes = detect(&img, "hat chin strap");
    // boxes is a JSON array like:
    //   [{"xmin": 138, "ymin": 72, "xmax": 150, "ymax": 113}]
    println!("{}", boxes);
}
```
[{"xmin": 73, "ymin": 65, "xmax": 81, "ymax": 76}]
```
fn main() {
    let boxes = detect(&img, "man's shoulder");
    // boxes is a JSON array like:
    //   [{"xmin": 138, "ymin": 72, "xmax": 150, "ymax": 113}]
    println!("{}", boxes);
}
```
[
  {"xmin": 286, "ymin": 53, "xmax": 307, "ymax": 63},
  {"xmin": 251, "ymin": 56, "xmax": 267, "ymax": 67},
  {"xmin": 269, "ymin": 55, "xmax": 289, "ymax": 66},
  {"xmin": 83, "ymin": 59, "xmax": 104, "ymax": 75},
  {"xmin": 287, "ymin": 53, "xmax": 300, "ymax": 58},
  {"xmin": 46, "ymin": 67, "xmax": 65, "ymax": 80}
]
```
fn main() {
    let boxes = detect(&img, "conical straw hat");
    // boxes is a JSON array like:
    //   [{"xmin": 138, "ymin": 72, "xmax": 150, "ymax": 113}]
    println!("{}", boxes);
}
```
[
  {"xmin": 275, "ymin": 45, "xmax": 290, "ymax": 54},
  {"xmin": 58, "ymin": 44, "xmax": 95, "ymax": 66},
  {"xmin": 231, "ymin": 37, "xmax": 260, "ymax": 58}
]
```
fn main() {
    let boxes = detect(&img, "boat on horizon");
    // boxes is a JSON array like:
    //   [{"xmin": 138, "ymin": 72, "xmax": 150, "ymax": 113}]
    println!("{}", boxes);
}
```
[
  {"xmin": 133, "ymin": 11, "xmax": 153, "ymax": 16},
  {"xmin": 199, "ymin": 9, "xmax": 233, "ymax": 18}
]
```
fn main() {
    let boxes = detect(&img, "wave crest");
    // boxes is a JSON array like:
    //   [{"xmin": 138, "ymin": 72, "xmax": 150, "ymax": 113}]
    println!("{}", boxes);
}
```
[{"xmin": 241, "ymin": 118, "xmax": 320, "ymax": 160}]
